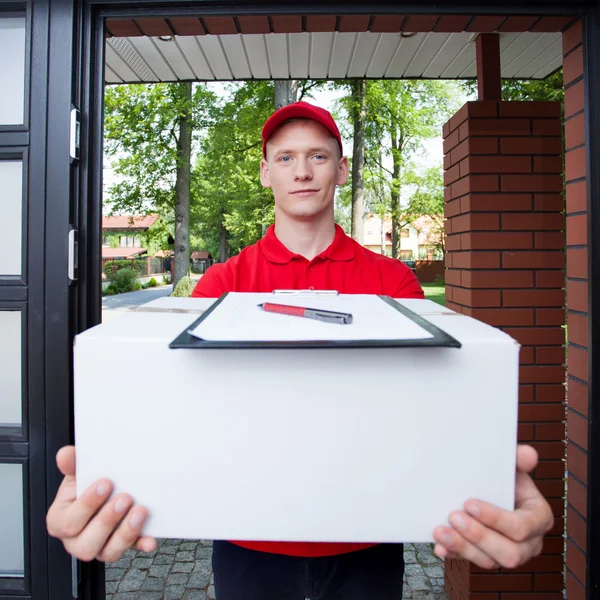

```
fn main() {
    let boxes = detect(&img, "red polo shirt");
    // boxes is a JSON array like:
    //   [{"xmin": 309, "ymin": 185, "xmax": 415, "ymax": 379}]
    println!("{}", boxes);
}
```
[{"xmin": 191, "ymin": 224, "xmax": 424, "ymax": 557}]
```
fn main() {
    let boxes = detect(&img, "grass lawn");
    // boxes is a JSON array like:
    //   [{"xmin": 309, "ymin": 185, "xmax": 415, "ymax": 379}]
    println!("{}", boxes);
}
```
[{"xmin": 421, "ymin": 282, "xmax": 445, "ymax": 306}]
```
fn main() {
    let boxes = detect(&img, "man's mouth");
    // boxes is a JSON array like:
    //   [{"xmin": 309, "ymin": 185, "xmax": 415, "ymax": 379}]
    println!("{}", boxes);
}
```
[{"xmin": 291, "ymin": 189, "xmax": 319, "ymax": 195}]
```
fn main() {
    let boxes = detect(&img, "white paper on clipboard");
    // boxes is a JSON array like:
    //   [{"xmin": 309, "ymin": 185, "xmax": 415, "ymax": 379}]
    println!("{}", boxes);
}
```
[{"xmin": 188, "ymin": 292, "xmax": 435, "ymax": 342}]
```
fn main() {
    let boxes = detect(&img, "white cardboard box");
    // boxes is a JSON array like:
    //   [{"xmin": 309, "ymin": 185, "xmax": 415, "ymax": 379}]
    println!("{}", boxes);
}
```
[{"xmin": 74, "ymin": 297, "xmax": 520, "ymax": 542}]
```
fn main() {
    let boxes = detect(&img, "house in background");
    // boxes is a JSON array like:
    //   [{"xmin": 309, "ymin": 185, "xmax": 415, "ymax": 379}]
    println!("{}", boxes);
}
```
[
  {"xmin": 190, "ymin": 251, "xmax": 214, "ymax": 274},
  {"xmin": 102, "ymin": 214, "xmax": 160, "ymax": 252},
  {"xmin": 363, "ymin": 214, "xmax": 443, "ymax": 259}
]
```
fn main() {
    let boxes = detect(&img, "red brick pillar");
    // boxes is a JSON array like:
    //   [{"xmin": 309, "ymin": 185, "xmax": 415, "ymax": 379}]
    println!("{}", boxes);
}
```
[
  {"xmin": 442, "ymin": 100, "xmax": 565, "ymax": 599},
  {"xmin": 562, "ymin": 19, "xmax": 589, "ymax": 600}
]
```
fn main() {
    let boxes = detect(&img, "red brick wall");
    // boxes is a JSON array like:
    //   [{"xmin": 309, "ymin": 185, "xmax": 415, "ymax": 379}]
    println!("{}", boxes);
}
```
[
  {"xmin": 442, "ymin": 100, "xmax": 565, "ymax": 599},
  {"xmin": 563, "ymin": 19, "xmax": 589, "ymax": 600}
]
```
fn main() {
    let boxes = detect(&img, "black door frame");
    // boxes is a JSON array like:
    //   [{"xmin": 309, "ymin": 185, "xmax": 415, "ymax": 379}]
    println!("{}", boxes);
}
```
[{"xmin": 65, "ymin": 1, "xmax": 600, "ymax": 599}]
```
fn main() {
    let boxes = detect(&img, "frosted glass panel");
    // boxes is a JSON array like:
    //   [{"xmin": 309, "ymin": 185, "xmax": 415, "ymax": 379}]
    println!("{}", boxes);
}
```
[
  {"xmin": 0, "ymin": 463, "xmax": 24, "ymax": 577},
  {"xmin": 0, "ymin": 160, "xmax": 23, "ymax": 275},
  {"xmin": 0, "ymin": 17, "xmax": 26, "ymax": 125},
  {"xmin": 0, "ymin": 311, "xmax": 22, "ymax": 426}
]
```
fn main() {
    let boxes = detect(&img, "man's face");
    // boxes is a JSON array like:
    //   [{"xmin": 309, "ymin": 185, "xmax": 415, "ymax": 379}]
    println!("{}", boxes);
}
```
[{"xmin": 260, "ymin": 120, "xmax": 349, "ymax": 222}]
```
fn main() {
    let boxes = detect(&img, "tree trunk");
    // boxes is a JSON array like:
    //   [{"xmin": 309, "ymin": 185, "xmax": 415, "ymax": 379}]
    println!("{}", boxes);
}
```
[
  {"xmin": 351, "ymin": 80, "xmax": 366, "ymax": 243},
  {"xmin": 274, "ymin": 80, "xmax": 298, "ymax": 110},
  {"xmin": 219, "ymin": 210, "xmax": 229, "ymax": 263},
  {"xmin": 390, "ymin": 116, "xmax": 402, "ymax": 259},
  {"xmin": 173, "ymin": 82, "xmax": 193, "ymax": 289}
]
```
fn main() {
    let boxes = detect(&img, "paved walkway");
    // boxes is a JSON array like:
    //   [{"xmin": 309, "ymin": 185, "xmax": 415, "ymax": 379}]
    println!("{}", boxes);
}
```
[
  {"xmin": 102, "ymin": 285, "xmax": 173, "ymax": 314},
  {"xmin": 105, "ymin": 540, "xmax": 448, "ymax": 600}
]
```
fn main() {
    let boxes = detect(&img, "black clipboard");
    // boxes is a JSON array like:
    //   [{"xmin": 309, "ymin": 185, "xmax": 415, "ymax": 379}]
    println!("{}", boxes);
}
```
[{"xmin": 169, "ymin": 293, "xmax": 461, "ymax": 350}]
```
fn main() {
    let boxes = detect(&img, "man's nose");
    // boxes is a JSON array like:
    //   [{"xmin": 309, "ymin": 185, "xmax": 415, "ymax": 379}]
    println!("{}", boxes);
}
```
[{"xmin": 293, "ymin": 159, "xmax": 313, "ymax": 180}]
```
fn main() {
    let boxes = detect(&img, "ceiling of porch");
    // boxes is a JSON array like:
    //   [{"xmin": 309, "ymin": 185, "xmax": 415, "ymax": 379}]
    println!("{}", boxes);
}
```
[{"xmin": 104, "ymin": 15, "xmax": 574, "ymax": 84}]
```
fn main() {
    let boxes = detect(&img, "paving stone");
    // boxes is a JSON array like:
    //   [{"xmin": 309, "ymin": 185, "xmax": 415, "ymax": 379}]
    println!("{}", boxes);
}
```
[
  {"xmin": 113, "ymin": 593, "xmax": 137, "ymax": 600},
  {"xmin": 424, "ymin": 565, "xmax": 444, "ymax": 578},
  {"xmin": 106, "ymin": 596, "xmax": 113, "ymax": 600},
  {"xmin": 405, "ymin": 563, "xmax": 425, "ymax": 576},
  {"xmin": 105, "ymin": 581, "xmax": 119, "ymax": 594},
  {"xmin": 207, "ymin": 584, "xmax": 216, "ymax": 600},
  {"xmin": 109, "ymin": 557, "xmax": 132, "ymax": 569},
  {"xmin": 404, "ymin": 551, "xmax": 417, "ymax": 564},
  {"xmin": 164, "ymin": 539, "xmax": 181, "ymax": 546},
  {"xmin": 180, "ymin": 542, "xmax": 198, "ymax": 551},
  {"xmin": 140, "ymin": 577, "xmax": 164, "ymax": 592},
  {"xmin": 167, "ymin": 572, "xmax": 189, "ymax": 585},
  {"xmin": 161, "ymin": 546, "xmax": 179, "ymax": 555},
  {"xmin": 187, "ymin": 568, "xmax": 211, "ymax": 589},
  {"xmin": 417, "ymin": 552, "xmax": 440, "ymax": 565},
  {"xmin": 200, "ymin": 539, "xmax": 213, "ymax": 547},
  {"xmin": 184, "ymin": 591, "xmax": 207, "ymax": 600},
  {"xmin": 154, "ymin": 554, "xmax": 176, "ymax": 565},
  {"xmin": 176, "ymin": 550, "xmax": 195, "ymax": 562},
  {"xmin": 138, "ymin": 593, "xmax": 164, "ymax": 600},
  {"xmin": 149, "ymin": 564, "xmax": 171, "ymax": 578},
  {"xmin": 164, "ymin": 584, "xmax": 187, "ymax": 600},
  {"xmin": 173, "ymin": 562, "xmax": 195, "ymax": 573},
  {"xmin": 407, "ymin": 575, "xmax": 432, "ymax": 592},
  {"xmin": 195, "ymin": 546, "xmax": 213, "ymax": 560},
  {"xmin": 105, "ymin": 568, "xmax": 126, "ymax": 582},
  {"xmin": 117, "ymin": 569, "xmax": 146, "ymax": 592},
  {"xmin": 132, "ymin": 557, "xmax": 154, "ymax": 569}
]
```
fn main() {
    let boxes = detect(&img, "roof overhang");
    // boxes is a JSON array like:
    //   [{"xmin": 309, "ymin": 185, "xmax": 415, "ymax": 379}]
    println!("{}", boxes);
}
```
[{"xmin": 104, "ymin": 15, "xmax": 573, "ymax": 84}]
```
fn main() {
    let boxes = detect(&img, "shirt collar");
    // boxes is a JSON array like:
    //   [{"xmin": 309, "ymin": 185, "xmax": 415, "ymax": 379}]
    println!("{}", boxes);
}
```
[{"xmin": 259, "ymin": 224, "xmax": 355, "ymax": 265}]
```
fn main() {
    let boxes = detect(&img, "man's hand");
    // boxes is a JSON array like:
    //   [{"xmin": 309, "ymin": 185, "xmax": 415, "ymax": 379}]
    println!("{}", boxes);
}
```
[
  {"xmin": 432, "ymin": 444, "xmax": 554, "ymax": 569},
  {"xmin": 46, "ymin": 446, "xmax": 157, "ymax": 562}
]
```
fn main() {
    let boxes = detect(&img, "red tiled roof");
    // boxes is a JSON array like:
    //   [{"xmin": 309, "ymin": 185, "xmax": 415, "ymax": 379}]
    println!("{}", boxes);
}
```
[
  {"xmin": 102, "ymin": 214, "xmax": 159, "ymax": 230},
  {"xmin": 191, "ymin": 251, "xmax": 212, "ymax": 259},
  {"xmin": 102, "ymin": 247, "xmax": 147, "ymax": 259}
]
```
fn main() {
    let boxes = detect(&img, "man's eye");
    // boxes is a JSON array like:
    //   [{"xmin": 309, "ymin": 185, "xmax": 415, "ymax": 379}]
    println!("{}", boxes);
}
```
[
  {"xmin": 314, "ymin": 154, "xmax": 327, "ymax": 160},
  {"xmin": 279, "ymin": 156, "xmax": 291, "ymax": 162}
]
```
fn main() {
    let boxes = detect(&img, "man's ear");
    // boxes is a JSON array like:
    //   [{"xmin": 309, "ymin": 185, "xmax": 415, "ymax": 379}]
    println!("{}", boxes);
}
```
[
  {"xmin": 336, "ymin": 156, "xmax": 349, "ymax": 186},
  {"xmin": 260, "ymin": 158, "xmax": 271, "ymax": 189}
]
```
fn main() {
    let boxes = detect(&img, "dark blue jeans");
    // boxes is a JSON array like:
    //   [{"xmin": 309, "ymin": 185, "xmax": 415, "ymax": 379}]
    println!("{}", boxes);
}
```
[{"xmin": 212, "ymin": 541, "xmax": 405, "ymax": 600}]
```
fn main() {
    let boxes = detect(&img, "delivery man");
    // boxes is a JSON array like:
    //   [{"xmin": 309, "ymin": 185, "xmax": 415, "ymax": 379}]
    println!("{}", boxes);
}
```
[{"xmin": 47, "ymin": 102, "xmax": 554, "ymax": 600}]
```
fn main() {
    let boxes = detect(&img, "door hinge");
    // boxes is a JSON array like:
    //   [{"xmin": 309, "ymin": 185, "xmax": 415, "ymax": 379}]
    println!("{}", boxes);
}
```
[
  {"xmin": 70, "ymin": 107, "xmax": 81, "ymax": 163},
  {"xmin": 68, "ymin": 226, "xmax": 78, "ymax": 284}
]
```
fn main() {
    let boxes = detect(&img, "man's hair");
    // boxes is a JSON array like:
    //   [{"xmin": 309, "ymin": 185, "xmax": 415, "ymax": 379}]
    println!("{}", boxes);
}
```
[{"xmin": 265, "ymin": 118, "xmax": 341, "ymax": 160}]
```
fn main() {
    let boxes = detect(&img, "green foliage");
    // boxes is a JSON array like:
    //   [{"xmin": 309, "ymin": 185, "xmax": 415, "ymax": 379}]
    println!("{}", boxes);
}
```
[
  {"xmin": 104, "ymin": 83, "xmax": 216, "ymax": 215},
  {"xmin": 460, "ymin": 69, "xmax": 564, "ymax": 104},
  {"xmin": 171, "ymin": 276, "xmax": 196, "ymax": 298},
  {"xmin": 191, "ymin": 81, "xmax": 276, "ymax": 258},
  {"xmin": 104, "ymin": 259, "xmax": 147, "ymax": 279},
  {"xmin": 147, "ymin": 277, "xmax": 158, "ymax": 287},
  {"xmin": 133, "ymin": 282, "xmax": 142, "ymax": 291},
  {"xmin": 102, "ymin": 285, "xmax": 117, "ymax": 296},
  {"xmin": 111, "ymin": 268, "xmax": 137, "ymax": 294}
]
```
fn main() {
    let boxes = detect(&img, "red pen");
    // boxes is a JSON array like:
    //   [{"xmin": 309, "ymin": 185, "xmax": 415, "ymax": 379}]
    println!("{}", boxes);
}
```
[{"xmin": 258, "ymin": 302, "xmax": 353, "ymax": 325}]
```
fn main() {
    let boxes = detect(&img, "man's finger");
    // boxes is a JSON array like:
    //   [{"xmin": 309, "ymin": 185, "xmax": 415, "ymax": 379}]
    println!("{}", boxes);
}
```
[
  {"xmin": 516, "ymin": 445, "xmax": 538, "ymax": 474},
  {"xmin": 65, "ymin": 493, "xmax": 135, "ymax": 562},
  {"xmin": 433, "ymin": 525, "xmax": 500, "ymax": 570},
  {"xmin": 135, "ymin": 536, "xmax": 158, "ymax": 554},
  {"xmin": 464, "ymin": 493, "xmax": 551, "ymax": 542},
  {"xmin": 56, "ymin": 446, "xmax": 76, "ymax": 477},
  {"xmin": 52, "ymin": 479, "xmax": 114, "ymax": 539},
  {"xmin": 444, "ymin": 510, "xmax": 542, "ymax": 569},
  {"xmin": 96, "ymin": 506, "xmax": 151, "ymax": 563}
]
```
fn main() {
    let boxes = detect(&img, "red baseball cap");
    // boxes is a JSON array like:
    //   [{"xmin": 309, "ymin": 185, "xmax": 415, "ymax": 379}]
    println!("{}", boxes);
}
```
[{"xmin": 261, "ymin": 101, "xmax": 343, "ymax": 158}]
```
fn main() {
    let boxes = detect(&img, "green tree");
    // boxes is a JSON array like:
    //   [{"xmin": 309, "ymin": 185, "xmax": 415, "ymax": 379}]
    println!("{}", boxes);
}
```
[
  {"xmin": 358, "ymin": 80, "xmax": 460, "ymax": 257},
  {"xmin": 104, "ymin": 82, "xmax": 215, "ymax": 285}
]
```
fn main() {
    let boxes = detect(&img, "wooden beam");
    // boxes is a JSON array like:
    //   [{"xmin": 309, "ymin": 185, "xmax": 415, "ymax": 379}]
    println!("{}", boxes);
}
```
[{"xmin": 476, "ymin": 33, "xmax": 502, "ymax": 101}]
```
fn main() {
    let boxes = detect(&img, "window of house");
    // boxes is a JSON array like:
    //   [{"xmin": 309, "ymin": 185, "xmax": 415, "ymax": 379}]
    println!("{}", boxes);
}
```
[{"xmin": 401, "ymin": 229, "xmax": 410, "ymax": 239}]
